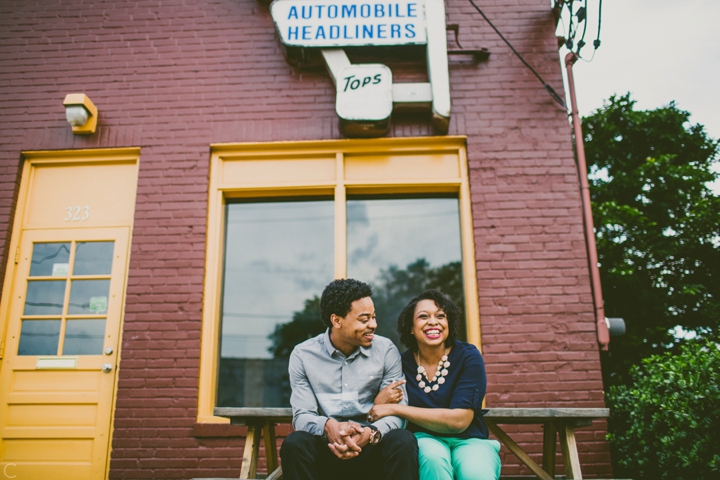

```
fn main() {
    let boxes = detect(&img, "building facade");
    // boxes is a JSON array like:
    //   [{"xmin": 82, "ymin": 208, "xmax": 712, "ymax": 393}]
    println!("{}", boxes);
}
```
[{"xmin": 0, "ymin": 0, "xmax": 612, "ymax": 478}]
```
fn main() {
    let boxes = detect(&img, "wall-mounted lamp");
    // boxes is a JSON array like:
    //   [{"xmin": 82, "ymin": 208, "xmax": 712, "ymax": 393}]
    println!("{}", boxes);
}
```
[
  {"xmin": 63, "ymin": 93, "xmax": 98, "ymax": 135},
  {"xmin": 606, "ymin": 317, "xmax": 626, "ymax": 336}
]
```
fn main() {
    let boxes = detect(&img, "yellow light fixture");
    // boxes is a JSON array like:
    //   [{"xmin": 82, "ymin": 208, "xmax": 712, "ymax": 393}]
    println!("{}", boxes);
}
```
[{"xmin": 63, "ymin": 93, "xmax": 98, "ymax": 134}]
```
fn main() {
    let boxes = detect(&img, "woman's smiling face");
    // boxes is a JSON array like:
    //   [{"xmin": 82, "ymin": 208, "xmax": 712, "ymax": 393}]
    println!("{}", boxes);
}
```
[{"xmin": 411, "ymin": 299, "xmax": 450, "ymax": 348}]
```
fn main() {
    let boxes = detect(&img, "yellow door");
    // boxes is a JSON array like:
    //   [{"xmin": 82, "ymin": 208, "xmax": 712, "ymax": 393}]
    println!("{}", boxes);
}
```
[{"xmin": 0, "ymin": 227, "xmax": 129, "ymax": 479}]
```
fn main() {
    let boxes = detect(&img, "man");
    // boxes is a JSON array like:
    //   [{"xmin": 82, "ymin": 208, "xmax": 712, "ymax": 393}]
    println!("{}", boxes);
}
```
[{"xmin": 280, "ymin": 278, "xmax": 419, "ymax": 480}]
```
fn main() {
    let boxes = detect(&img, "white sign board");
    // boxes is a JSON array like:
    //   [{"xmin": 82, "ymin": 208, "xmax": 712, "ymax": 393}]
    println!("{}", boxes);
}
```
[
  {"xmin": 271, "ymin": 0, "xmax": 427, "ymax": 47},
  {"xmin": 336, "ymin": 64, "xmax": 393, "ymax": 121}
]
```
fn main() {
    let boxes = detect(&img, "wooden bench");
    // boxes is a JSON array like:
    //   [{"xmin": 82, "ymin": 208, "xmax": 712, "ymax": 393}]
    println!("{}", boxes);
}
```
[{"xmin": 206, "ymin": 407, "xmax": 609, "ymax": 480}]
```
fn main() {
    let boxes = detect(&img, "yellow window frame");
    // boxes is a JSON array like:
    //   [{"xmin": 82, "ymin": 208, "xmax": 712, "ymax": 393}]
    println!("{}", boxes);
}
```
[{"xmin": 198, "ymin": 136, "xmax": 480, "ymax": 423}]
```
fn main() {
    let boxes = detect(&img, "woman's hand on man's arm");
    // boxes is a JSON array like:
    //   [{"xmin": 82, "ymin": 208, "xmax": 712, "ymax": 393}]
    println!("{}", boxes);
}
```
[{"xmin": 373, "ymin": 379, "xmax": 406, "ymax": 405}]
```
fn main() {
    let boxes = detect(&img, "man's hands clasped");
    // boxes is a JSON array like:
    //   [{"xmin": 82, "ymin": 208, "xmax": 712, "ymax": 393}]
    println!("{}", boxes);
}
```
[
  {"xmin": 324, "ymin": 418, "xmax": 374, "ymax": 460},
  {"xmin": 323, "ymin": 379, "xmax": 405, "ymax": 460}
]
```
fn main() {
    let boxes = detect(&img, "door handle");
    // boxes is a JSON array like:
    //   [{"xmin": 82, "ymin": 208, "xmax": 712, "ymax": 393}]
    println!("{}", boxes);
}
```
[{"xmin": 101, "ymin": 363, "xmax": 113, "ymax": 373}]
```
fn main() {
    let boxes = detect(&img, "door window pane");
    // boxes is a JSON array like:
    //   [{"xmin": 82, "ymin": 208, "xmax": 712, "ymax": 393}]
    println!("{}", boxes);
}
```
[
  {"xmin": 29, "ymin": 243, "xmax": 70, "ymax": 277},
  {"xmin": 18, "ymin": 320, "xmax": 61, "ymax": 355},
  {"xmin": 218, "ymin": 200, "xmax": 334, "ymax": 407},
  {"xmin": 63, "ymin": 319, "xmax": 106, "ymax": 355},
  {"xmin": 68, "ymin": 280, "xmax": 110, "ymax": 314},
  {"xmin": 347, "ymin": 198, "xmax": 466, "ymax": 347},
  {"xmin": 24, "ymin": 280, "xmax": 66, "ymax": 315},
  {"xmin": 74, "ymin": 242, "xmax": 114, "ymax": 275}
]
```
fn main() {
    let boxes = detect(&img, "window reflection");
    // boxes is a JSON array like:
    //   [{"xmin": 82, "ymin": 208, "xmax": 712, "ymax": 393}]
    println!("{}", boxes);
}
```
[
  {"xmin": 18, "ymin": 320, "xmax": 61, "ymax": 355},
  {"xmin": 63, "ymin": 319, "xmax": 106, "ymax": 355},
  {"xmin": 216, "ymin": 196, "xmax": 467, "ymax": 408},
  {"xmin": 218, "ymin": 200, "xmax": 334, "ymax": 407},
  {"xmin": 29, "ymin": 243, "xmax": 70, "ymax": 277},
  {"xmin": 347, "ymin": 198, "xmax": 466, "ymax": 346},
  {"xmin": 24, "ymin": 281, "xmax": 66, "ymax": 315},
  {"xmin": 74, "ymin": 242, "xmax": 114, "ymax": 275},
  {"xmin": 68, "ymin": 280, "xmax": 110, "ymax": 314}
]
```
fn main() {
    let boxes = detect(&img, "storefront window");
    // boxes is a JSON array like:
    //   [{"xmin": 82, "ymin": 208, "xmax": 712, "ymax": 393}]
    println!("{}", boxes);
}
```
[
  {"xmin": 200, "ymin": 139, "xmax": 479, "ymax": 419},
  {"xmin": 218, "ymin": 196, "xmax": 464, "ymax": 408}
]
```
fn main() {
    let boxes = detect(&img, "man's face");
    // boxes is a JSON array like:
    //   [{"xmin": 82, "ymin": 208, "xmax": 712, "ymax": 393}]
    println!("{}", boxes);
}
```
[{"xmin": 331, "ymin": 296, "xmax": 377, "ymax": 351}]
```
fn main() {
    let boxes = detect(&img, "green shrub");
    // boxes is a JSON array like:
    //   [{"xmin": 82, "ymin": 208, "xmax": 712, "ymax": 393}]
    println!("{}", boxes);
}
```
[{"xmin": 606, "ymin": 342, "xmax": 720, "ymax": 479}]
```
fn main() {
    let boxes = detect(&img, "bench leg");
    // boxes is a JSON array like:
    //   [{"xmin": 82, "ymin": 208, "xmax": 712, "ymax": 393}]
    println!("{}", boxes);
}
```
[
  {"xmin": 240, "ymin": 421, "xmax": 262, "ymax": 479},
  {"xmin": 486, "ymin": 420, "xmax": 554, "ymax": 480},
  {"xmin": 558, "ymin": 422, "xmax": 583, "ymax": 479},
  {"xmin": 267, "ymin": 466, "xmax": 283, "ymax": 480},
  {"xmin": 542, "ymin": 422, "xmax": 556, "ymax": 478},
  {"xmin": 264, "ymin": 421, "xmax": 279, "ymax": 474}
]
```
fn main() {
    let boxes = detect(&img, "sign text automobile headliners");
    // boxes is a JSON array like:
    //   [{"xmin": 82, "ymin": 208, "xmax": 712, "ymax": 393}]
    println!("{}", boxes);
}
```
[{"xmin": 271, "ymin": 0, "xmax": 427, "ymax": 47}]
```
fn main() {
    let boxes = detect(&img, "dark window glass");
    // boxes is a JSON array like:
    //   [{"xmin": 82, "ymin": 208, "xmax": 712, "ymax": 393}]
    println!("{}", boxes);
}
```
[
  {"xmin": 63, "ymin": 319, "xmax": 106, "ymax": 355},
  {"xmin": 68, "ymin": 280, "xmax": 110, "ymax": 314},
  {"xmin": 218, "ymin": 200, "xmax": 334, "ymax": 407},
  {"xmin": 347, "ymin": 197, "xmax": 466, "ymax": 348},
  {"xmin": 24, "ymin": 281, "xmax": 66, "ymax": 315},
  {"xmin": 29, "ymin": 243, "xmax": 70, "ymax": 277},
  {"xmin": 18, "ymin": 320, "xmax": 61, "ymax": 355},
  {"xmin": 74, "ymin": 242, "xmax": 114, "ymax": 275}
]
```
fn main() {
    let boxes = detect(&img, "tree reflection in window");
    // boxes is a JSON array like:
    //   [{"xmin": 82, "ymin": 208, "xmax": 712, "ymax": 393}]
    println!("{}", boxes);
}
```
[
  {"xmin": 219, "ymin": 196, "xmax": 466, "ymax": 408},
  {"xmin": 267, "ymin": 258, "xmax": 465, "ymax": 358},
  {"xmin": 347, "ymin": 198, "xmax": 465, "ymax": 346}
]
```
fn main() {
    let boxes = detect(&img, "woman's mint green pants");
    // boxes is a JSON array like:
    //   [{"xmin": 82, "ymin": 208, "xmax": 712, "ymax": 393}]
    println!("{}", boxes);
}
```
[{"xmin": 415, "ymin": 432, "xmax": 501, "ymax": 480}]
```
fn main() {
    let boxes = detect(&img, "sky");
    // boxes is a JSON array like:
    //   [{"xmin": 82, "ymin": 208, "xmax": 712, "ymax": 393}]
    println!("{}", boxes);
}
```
[{"xmin": 559, "ymin": 0, "xmax": 720, "ymax": 143}]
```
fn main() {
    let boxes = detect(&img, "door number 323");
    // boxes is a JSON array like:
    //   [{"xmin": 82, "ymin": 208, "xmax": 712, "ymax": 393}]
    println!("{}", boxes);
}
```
[{"xmin": 65, "ymin": 206, "xmax": 90, "ymax": 221}]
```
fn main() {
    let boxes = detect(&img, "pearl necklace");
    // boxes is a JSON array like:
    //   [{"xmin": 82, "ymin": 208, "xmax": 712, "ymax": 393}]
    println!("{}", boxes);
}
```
[{"xmin": 415, "ymin": 349, "xmax": 451, "ymax": 393}]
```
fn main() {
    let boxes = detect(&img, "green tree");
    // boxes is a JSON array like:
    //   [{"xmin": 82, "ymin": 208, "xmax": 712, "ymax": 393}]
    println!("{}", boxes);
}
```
[
  {"xmin": 582, "ymin": 94, "xmax": 720, "ymax": 387},
  {"xmin": 605, "ymin": 342, "xmax": 720, "ymax": 479}
]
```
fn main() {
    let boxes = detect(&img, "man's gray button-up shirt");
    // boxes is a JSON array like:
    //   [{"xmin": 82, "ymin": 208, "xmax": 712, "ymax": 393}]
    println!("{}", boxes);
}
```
[{"xmin": 288, "ymin": 330, "xmax": 407, "ymax": 436}]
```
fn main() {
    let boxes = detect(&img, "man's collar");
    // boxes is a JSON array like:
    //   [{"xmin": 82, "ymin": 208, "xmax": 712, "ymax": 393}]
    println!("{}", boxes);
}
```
[
  {"xmin": 322, "ymin": 329, "xmax": 336, "ymax": 356},
  {"xmin": 322, "ymin": 329, "xmax": 372, "ymax": 358}
]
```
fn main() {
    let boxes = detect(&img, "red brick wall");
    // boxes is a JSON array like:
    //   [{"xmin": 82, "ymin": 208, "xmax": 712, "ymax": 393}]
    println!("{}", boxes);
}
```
[{"xmin": 0, "ymin": 0, "xmax": 611, "ymax": 478}]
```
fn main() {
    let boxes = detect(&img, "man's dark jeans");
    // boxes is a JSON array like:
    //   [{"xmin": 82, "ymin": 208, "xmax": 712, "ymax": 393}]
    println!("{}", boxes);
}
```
[{"xmin": 280, "ymin": 429, "xmax": 419, "ymax": 480}]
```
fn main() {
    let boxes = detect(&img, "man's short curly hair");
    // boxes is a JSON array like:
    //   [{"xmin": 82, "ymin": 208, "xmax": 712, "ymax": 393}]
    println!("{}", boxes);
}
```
[
  {"xmin": 320, "ymin": 278, "xmax": 373, "ymax": 328},
  {"xmin": 397, "ymin": 289, "xmax": 462, "ymax": 352}
]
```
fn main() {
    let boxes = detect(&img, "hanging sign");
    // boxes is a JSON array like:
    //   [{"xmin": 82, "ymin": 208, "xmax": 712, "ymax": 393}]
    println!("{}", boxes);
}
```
[
  {"xmin": 271, "ymin": 0, "xmax": 427, "ymax": 47},
  {"xmin": 268, "ymin": 0, "xmax": 450, "ymax": 137},
  {"xmin": 336, "ymin": 64, "xmax": 393, "ymax": 121}
]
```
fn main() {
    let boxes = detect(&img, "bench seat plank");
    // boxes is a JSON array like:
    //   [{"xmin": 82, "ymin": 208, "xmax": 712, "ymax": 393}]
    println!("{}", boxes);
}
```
[
  {"xmin": 213, "ymin": 407, "xmax": 609, "ymax": 422},
  {"xmin": 484, "ymin": 408, "xmax": 609, "ymax": 423}
]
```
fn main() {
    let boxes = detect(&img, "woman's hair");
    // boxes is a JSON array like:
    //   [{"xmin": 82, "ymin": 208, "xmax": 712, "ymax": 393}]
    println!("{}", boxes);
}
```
[
  {"xmin": 320, "ymin": 278, "xmax": 373, "ymax": 328},
  {"xmin": 397, "ymin": 289, "xmax": 462, "ymax": 352}
]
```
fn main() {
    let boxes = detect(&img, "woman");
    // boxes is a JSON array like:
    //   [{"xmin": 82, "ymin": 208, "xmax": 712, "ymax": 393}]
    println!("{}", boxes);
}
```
[{"xmin": 368, "ymin": 290, "xmax": 501, "ymax": 480}]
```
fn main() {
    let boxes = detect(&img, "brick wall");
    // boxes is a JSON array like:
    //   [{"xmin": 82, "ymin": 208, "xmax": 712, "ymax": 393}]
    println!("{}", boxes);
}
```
[{"xmin": 0, "ymin": 0, "xmax": 611, "ymax": 478}]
